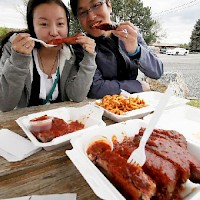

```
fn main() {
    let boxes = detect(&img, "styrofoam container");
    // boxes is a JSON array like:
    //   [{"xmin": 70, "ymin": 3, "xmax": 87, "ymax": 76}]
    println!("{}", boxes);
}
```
[
  {"xmin": 16, "ymin": 105, "xmax": 106, "ymax": 151},
  {"xmin": 133, "ymin": 91, "xmax": 189, "ymax": 109},
  {"xmin": 29, "ymin": 115, "xmax": 53, "ymax": 133},
  {"xmin": 143, "ymin": 105, "xmax": 200, "ymax": 145},
  {"xmin": 92, "ymin": 91, "xmax": 189, "ymax": 122},
  {"xmin": 66, "ymin": 119, "xmax": 200, "ymax": 200}
]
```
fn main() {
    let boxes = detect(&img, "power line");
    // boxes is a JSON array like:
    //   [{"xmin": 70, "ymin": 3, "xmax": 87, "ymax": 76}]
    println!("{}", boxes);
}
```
[
  {"xmin": 154, "ymin": 0, "xmax": 198, "ymax": 15},
  {"xmin": 152, "ymin": 0, "xmax": 200, "ymax": 17}
]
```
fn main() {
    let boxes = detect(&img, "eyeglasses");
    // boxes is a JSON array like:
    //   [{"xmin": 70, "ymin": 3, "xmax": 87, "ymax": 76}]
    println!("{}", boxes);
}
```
[{"xmin": 77, "ymin": 0, "xmax": 106, "ymax": 18}]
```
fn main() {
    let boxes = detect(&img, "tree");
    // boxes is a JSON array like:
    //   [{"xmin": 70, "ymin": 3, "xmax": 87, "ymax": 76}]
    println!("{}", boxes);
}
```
[
  {"xmin": 189, "ymin": 19, "xmax": 200, "ymax": 52},
  {"xmin": 16, "ymin": 0, "xmax": 27, "ymax": 23},
  {"xmin": 69, "ymin": 9, "xmax": 81, "ymax": 36},
  {"xmin": 111, "ymin": 0, "xmax": 160, "ymax": 44},
  {"xmin": 180, "ymin": 43, "xmax": 189, "ymax": 50},
  {"xmin": 151, "ymin": 21, "xmax": 166, "ymax": 43}
]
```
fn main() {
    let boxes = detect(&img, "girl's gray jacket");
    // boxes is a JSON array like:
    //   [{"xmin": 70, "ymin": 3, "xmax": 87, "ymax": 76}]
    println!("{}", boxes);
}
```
[{"xmin": 0, "ymin": 37, "xmax": 97, "ymax": 112}]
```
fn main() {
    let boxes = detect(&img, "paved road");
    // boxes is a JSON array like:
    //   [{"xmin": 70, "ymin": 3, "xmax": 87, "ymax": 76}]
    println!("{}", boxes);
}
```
[{"xmin": 157, "ymin": 54, "xmax": 200, "ymax": 98}]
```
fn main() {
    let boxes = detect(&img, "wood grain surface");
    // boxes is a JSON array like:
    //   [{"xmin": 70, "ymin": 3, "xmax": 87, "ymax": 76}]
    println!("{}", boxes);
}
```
[{"xmin": 0, "ymin": 100, "xmax": 114, "ymax": 199}]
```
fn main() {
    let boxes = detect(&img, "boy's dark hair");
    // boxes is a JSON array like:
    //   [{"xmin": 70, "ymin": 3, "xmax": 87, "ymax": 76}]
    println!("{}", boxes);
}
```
[
  {"xmin": 0, "ymin": 0, "xmax": 70, "ymax": 57},
  {"xmin": 70, "ymin": 0, "xmax": 110, "ymax": 18},
  {"xmin": 70, "ymin": 0, "xmax": 79, "ymax": 18}
]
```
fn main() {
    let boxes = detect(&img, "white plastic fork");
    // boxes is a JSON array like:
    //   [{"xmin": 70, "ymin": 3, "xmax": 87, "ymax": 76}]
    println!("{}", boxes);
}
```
[
  {"xmin": 127, "ymin": 87, "xmax": 173, "ymax": 166},
  {"xmin": 120, "ymin": 89, "xmax": 131, "ymax": 98},
  {"xmin": 30, "ymin": 37, "xmax": 57, "ymax": 48}
]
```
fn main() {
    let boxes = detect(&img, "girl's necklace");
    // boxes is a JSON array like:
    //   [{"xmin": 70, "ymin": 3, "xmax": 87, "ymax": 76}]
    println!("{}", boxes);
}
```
[{"xmin": 38, "ymin": 50, "xmax": 59, "ymax": 79}]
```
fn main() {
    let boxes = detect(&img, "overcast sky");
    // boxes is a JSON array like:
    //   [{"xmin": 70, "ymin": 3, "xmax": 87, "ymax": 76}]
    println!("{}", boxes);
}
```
[{"xmin": 0, "ymin": 0, "xmax": 199, "ymax": 44}]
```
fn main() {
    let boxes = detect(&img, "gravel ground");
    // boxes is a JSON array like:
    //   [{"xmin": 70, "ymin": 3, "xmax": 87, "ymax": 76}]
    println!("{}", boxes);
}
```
[{"xmin": 155, "ymin": 54, "xmax": 200, "ymax": 99}]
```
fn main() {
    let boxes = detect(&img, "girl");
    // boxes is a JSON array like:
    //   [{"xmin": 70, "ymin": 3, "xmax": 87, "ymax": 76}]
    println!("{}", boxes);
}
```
[{"xmin": 0, "ymin": 0, "xmax": 97, "ymax": 112}]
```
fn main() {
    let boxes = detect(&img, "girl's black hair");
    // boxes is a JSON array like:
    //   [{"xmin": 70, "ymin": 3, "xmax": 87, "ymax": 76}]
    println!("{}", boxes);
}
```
[
  {"xmin": 0, "ymin": 0, "xmax": 70, "ymax": 57},
  {"xmin": 27, "ymin": 0, "xmax": 70, "ymax": 38}
]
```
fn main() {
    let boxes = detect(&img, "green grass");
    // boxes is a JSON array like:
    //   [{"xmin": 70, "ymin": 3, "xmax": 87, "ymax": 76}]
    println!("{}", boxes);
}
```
[{"xmin": 186, "ymin": 99, "xmax": 200, "ymax": 108}]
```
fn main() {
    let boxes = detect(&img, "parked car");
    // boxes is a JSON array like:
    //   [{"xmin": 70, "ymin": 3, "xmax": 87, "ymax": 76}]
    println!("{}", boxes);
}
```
[
  {"xmin": 160, "ymin": 48, "xmax": 167, "ymax": 54},
  {"xmin": 166, "ymin": 48, "xmax": 189, "ymax": 55}
]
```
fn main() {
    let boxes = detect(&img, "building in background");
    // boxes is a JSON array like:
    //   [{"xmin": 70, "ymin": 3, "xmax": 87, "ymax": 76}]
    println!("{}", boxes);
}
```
[{"xmin": 151, "ymin": 43, "xmax": 179, "ymax": 54}]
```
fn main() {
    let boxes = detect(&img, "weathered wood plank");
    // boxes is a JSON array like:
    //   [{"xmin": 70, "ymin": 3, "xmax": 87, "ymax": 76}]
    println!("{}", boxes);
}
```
[{"xmin": 0, "ymin": 100, "xmax": 114, "ymax": 199}]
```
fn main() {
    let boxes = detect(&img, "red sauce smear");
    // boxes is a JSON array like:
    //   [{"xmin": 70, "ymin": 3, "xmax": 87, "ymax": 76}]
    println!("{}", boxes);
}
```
[
  {"xmin": 30, "ymin": 114, "xmax": 50, "ymax": 121},
  {"xmin": 31, "ymin": 117, "xmax": 84, "ymax": 142}
]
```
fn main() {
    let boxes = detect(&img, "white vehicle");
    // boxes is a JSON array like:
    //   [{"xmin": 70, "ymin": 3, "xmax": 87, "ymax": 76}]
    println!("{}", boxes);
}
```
[{"xmin": 166, "ymin": 48, "xmax": 189, "ymax": 55}]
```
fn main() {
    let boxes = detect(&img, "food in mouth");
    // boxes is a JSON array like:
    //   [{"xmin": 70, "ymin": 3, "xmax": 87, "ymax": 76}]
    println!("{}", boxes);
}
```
[
  {"xmin": 86, "ymin": 128, "xmax": 200, "ymax": 200},
  {"xmin": 47, "ymin": 34, "xmax": 80, "ymax": 45},
  {"xmin": 92, "ymin": 21, "xmax": 118, "ymax": 31}
]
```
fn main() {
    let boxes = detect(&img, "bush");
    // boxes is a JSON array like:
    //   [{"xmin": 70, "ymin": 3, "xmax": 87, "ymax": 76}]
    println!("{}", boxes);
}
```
[{"xmin": 0, "ymin": 27, "xmax": 12, "ymax": 42}]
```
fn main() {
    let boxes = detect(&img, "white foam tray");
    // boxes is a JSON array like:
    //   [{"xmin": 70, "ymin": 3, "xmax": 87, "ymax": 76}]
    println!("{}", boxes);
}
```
[
  {"xmin": 16, "ymin": 105, "xmax": 105, "ymax": 151},
  {"xmin": 66, "ymin": 119, "xmax": 200, "ymax": 200},
  {"xmin": 93, "ymin": 91, "xmax": 189, "ymax": 122}
]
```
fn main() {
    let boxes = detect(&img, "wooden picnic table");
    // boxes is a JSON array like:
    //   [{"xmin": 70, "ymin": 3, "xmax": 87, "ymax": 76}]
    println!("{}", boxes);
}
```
[{"xmin": 0, "ymin": 100, "xmax": 114, "ymax": 199}]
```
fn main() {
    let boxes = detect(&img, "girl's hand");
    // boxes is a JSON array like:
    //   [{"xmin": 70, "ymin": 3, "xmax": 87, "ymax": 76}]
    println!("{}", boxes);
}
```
[
  {"xmin": 112, "ymin": 21, "xmax": 138, "ymax": 54},
  {"xmin": 12, "ymin": 33, "xmax": 35, "ymax": 55},
  {"xmin": 76, "ymin": 33, "xmax": 96, "ymax": 54}
]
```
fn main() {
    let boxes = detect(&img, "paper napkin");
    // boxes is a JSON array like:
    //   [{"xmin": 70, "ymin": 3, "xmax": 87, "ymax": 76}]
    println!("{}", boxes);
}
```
[
  {"xmin": 0, "ymin": 193, "xmax": 77, "ymax": 200},
  {"xmin": 0, "ymin": 129, "xmax": 41, "ymax": 162}
]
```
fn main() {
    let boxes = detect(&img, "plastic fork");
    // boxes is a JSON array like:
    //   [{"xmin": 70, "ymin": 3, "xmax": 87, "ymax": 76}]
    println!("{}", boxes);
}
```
[
  {"xmin": 30, "ymin": 37, "xmax": 57, "ymax": 48},
  {"xmin": 127, "ymin": 87, "xmax": 173, "ymax": 166},
  {"xmin": 120, "ymin": 89, "xmax": 131, "ymax": 98}
]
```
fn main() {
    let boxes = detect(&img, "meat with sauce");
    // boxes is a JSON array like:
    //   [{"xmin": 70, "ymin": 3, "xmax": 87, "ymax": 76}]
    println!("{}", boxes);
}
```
[
  {"xmin": 47, "ymin": 34, "xmax": 79, "ymax": 45},
  {"xmin": 92, "ymin": 22, "xmax": 118, "ymax": 31},
  {"xmin": 31, "ymin": 117, "xmax": 84, "ymax": 142},
  {"xmin": 86, "ymin": 128, "xmax": 200, "ymax": 200},
  {"xmin": 113, "ymin": 137, "xmax": 179, "ymax": 200},
  {"xmin": 137, "ymin": 128, "xmax": 200, "ymax": 183},
  {"xmin": 87, "ymin": 141, "xmax": 156, "ymax": 200}
]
